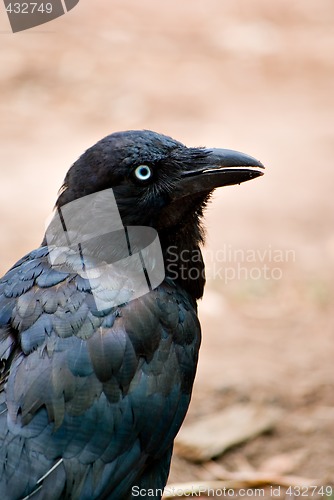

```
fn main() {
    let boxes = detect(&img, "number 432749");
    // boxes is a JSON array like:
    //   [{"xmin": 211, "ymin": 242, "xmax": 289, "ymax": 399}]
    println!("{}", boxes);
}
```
[{"xmin": 5, "ymin": 3, "xmax": 53, "ymax": 14}]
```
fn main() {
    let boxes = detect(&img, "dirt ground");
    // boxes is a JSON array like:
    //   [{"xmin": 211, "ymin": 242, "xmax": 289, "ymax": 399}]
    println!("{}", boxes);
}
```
[{"xmin": 0, "ymin": 0, "xmax": 333, "ymax": 497}]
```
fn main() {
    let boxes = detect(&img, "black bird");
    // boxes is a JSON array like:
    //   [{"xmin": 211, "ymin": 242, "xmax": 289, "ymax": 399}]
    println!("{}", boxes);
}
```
[{"xmin": 0, "ymin": 130, "xmax": 263, "ymax": 499}]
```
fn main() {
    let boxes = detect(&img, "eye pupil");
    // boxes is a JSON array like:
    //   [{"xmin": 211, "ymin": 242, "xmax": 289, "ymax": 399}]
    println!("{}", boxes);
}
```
[{"xmin": 134, "ymin": 165, "xmax": 152, "ymax": 181}]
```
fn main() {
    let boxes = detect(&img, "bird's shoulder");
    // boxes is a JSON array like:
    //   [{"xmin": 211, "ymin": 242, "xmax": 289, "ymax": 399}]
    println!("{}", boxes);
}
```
[{"xmin": 0, "ymin": 245, "xmax": 200, "ymax": 428}]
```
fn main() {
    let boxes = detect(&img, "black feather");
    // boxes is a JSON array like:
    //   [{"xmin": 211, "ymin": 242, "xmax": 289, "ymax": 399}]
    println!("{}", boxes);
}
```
[{"xmin": 0, "ymin": 130, "xmax": 263, "ymax": 499}]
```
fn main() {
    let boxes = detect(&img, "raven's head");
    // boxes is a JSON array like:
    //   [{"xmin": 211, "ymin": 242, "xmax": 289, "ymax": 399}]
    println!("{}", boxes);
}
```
[
  {"xmin": 55, "ymin": 130, "xmax": 264, "ymax": 299},
  {"xmin": 57, "ymin": 130, "xmax": 263, "ymax": 228}
]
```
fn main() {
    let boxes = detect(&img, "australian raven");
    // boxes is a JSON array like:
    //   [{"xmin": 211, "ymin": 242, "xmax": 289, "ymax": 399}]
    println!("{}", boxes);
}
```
[{"xmin": 0, "ymin": 130, "xmax": 263, "ymax": 499}]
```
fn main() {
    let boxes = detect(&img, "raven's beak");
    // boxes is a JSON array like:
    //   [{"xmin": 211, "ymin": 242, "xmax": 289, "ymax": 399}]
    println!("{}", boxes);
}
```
[{"xmin": 174, "ymin": 148, "xmax": 264, "ymax": 199}]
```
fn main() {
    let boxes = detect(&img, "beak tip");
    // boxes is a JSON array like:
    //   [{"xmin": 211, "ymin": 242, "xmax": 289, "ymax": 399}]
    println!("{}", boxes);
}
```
[{"xmin": 174, "ymin": 147, "xmax": 265, "ymax": 199}]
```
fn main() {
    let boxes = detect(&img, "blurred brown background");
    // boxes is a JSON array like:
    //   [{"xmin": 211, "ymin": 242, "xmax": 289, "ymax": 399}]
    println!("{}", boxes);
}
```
[{"xmin": 0, "ymin": 0, "xmax": 333, "ymax": 489}]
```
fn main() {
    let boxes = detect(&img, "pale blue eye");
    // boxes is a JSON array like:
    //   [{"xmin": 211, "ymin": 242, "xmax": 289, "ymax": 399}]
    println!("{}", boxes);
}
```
[{"xmin": 134, "ymin": 165, "xmax": 152, "ymax": 181}]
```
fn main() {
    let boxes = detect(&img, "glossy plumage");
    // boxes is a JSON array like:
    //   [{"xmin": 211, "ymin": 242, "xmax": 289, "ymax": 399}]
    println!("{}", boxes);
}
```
[{"xmin": 0, "ymin": 130, "xmax": 263, "ymax": 499}]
